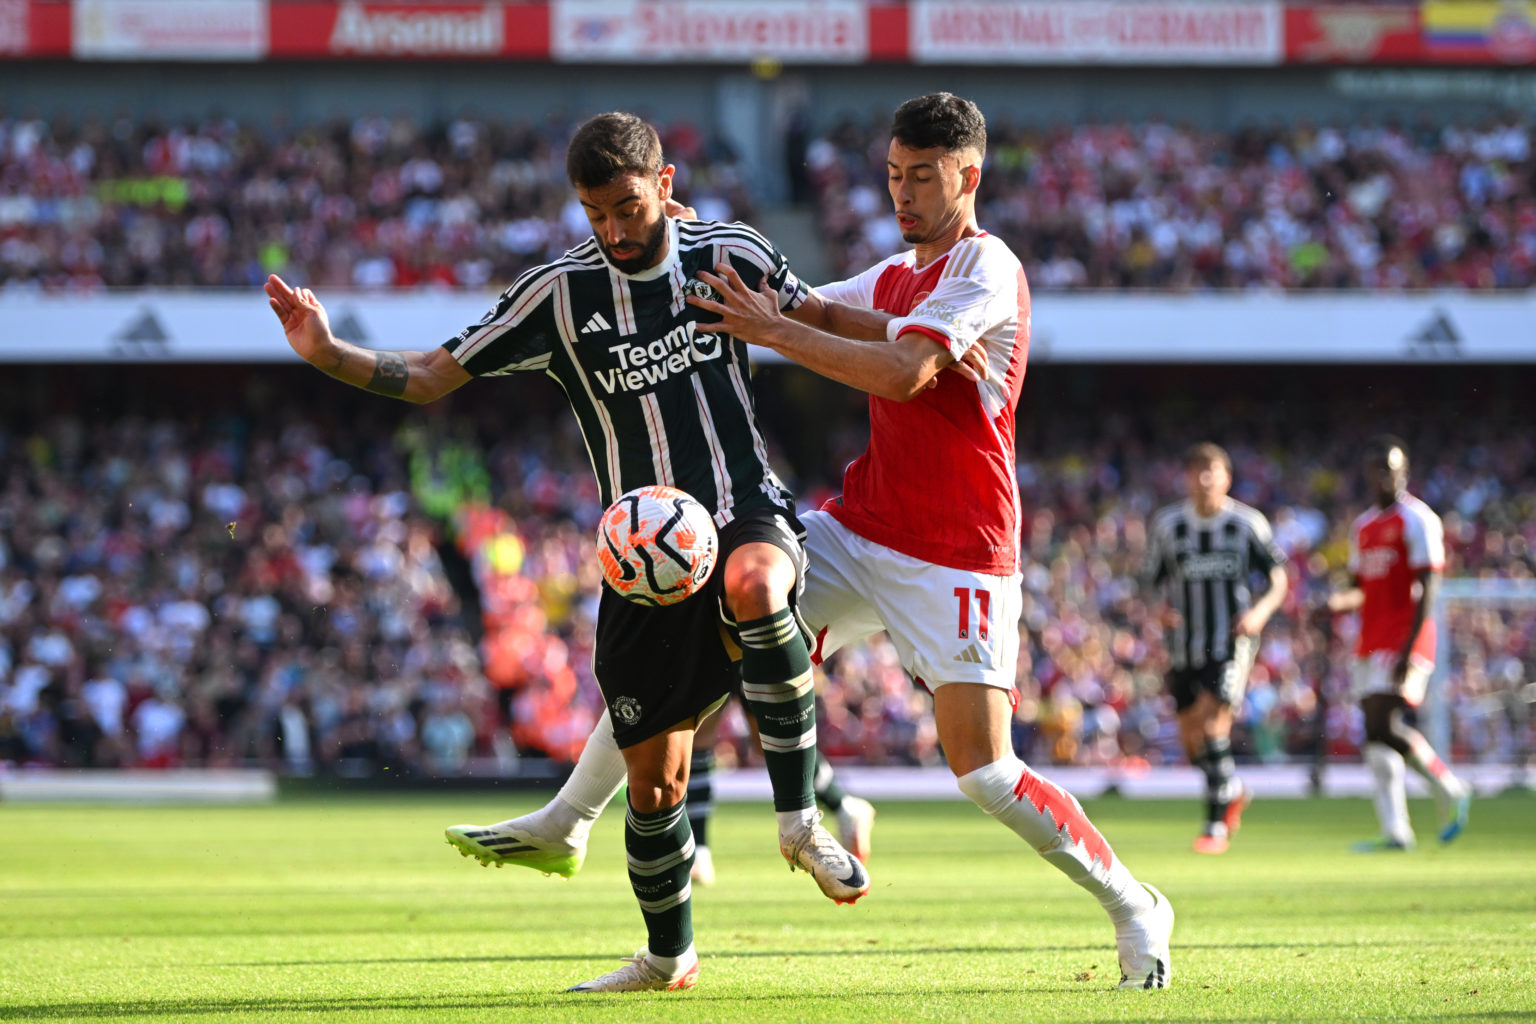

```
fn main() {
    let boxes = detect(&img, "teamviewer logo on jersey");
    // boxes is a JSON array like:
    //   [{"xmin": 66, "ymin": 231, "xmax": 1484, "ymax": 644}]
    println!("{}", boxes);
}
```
[{"xmin": 580, "ymin": 312, "xmax": 612, "ymax": 335}]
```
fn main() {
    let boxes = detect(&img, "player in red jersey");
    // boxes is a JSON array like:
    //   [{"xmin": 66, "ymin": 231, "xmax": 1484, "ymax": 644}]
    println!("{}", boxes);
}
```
[
  {"xmin": 691, "ymin": 92, "xmax": 1172, "ymax": 991},
  {"xmin": 446, "ymin": 94, "xmax": 1173, "ymax": 990},
  {"xmin": 1327, "ymin": 436, "xmax": 1470, "ymax": 851}
]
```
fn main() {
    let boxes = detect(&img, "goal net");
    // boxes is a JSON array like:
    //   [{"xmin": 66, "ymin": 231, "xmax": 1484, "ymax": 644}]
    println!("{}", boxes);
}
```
[{"xmin": 1427, "ymin": 578, "xmax": 1536, "ymax": 786}]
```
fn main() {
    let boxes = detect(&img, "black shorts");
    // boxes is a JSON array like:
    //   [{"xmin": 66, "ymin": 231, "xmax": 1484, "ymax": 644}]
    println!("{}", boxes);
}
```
[
  {"xmin": 593, "ymin": 505, "xmax": 806, "ymax": 748},
  {"xmin": 1167, "ymin": 636, "xmax": 1258, "ymax": 712}
]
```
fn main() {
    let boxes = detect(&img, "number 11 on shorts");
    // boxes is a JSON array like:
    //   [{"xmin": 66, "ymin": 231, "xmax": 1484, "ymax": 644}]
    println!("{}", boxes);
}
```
[{"xmin": 954, "ymin": 587, "xmax": 990, "ymax": 641}]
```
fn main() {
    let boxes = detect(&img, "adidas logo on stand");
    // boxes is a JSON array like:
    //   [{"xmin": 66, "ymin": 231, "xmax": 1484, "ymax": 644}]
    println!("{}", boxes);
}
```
[{"xmin": 581, "ymin": 312, "xmax": 612, "ymax": 335}]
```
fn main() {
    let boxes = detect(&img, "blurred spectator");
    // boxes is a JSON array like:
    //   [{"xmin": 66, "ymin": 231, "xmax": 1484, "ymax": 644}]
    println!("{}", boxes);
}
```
[
  {"xmin": 2, "ymin": 110, "xmax": 1533, "ymax": 293},
  {"xmin": 0, "ymin": 358, "xmax": 1531, "ymax": 777},
  {"xmin": 808, "ymin": 111, "xmax": 1536, "ymax": 290},
  {"xmin": 0, "ymin": 112, "xmax": 753, "ymax": 292}
]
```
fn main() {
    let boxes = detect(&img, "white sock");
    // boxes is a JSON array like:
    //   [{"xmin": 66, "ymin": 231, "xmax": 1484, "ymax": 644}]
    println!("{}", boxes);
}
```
[
  {"xmin": 957, "ymin": 756, "xmax": 1152, "ymax": 923},
  {"xmin": 556, "ymin": 709, "xmax": 628, "ymax": 819},
  {"xmin": 1363, "ymin": 742, "xmax": 1413, "ymax": 845},
  {"xmin": 776, "ymin": 808, "xmax": 819, "ymax": 837},
  {"xmin": 645, "ymin": 944, "xmax": 697, "ymax": 976}
]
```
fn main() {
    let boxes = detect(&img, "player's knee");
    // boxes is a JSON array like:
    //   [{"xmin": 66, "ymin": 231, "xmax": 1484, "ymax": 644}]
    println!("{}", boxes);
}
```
[
  {"xmin": 627, "ymin": 781, "xmax": 686, "ymax": 814},
  {"xmin": 722, "ymin": 567, "xmax": 788, "ymax": 622}
]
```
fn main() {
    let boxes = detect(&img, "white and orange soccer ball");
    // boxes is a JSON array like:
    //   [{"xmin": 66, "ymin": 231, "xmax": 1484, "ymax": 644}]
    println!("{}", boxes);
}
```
[{"xmin": 596, "ymin": 485, "xmax": 718, "ymax": 606}]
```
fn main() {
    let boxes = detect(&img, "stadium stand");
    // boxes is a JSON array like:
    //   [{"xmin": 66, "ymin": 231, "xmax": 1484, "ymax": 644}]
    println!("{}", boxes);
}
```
[
  {"xmin": 2, "ymin": 111, "xmax": 1530, "ymax": 293},
  {"xmin": 0, "ymin": 113, "xmax": 751, "ymax": 292},
  {"xmin": 2, "ymin": 364, "xmax": 1530, "ymax": 777},
  {"xmin": 807, "ymin": 112, "xmax": 1536, "ymax": 288}
]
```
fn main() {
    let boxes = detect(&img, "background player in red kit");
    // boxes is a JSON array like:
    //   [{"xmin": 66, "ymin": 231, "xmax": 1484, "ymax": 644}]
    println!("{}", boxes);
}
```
[
  {"xmin": 1328, "ymin": 435, "xmax": 1471, "ymax": 851},
  {"xmin": 693, "ymin": 91, "xmax": 1174, "ymax": 992}
]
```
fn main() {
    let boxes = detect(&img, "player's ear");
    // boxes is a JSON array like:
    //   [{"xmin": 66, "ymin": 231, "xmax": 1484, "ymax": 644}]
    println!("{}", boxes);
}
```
[
  {"xmin": 657, "ymin": 164, "xmax": 676, "ymax": 203},
  {"xmin": 960, "ymin": 162, "xmax": 981, "ymax": 195}
]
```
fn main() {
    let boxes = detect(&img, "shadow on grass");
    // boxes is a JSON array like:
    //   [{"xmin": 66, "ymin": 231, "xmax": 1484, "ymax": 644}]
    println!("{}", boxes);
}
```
[
  {"xmin": 214, "ymin": 936, "xmax": 1475, "ymax": 968},
  {"xmin": 3, "ymin": 992, "xmax": 1527, "ymax": 1022}
]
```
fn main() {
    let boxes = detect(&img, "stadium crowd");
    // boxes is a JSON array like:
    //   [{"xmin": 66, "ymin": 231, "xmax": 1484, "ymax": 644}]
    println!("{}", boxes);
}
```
[
  {"xmin": 0, "ymin": 111, "xmax": 752, "ymax": 292},
  {"xmin": 2, "ymin": 368, "xmax": 1531, "ymax": 777},
  {"xmin": 1, "ymin": 109, "xmax": 1532, "ymax": 293},
  {"xmin": 808, "ymin": 111, "xmax": 1536, "ymax": 289}
]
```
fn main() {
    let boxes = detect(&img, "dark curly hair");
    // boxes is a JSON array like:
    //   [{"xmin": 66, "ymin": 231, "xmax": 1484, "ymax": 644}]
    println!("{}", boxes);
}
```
[
  {"xmin": 566, "ymin": 112, "xmax": 664, "ymax": 190},
  {"xmin": 891, "ymin": 92, "xmax": 987, "ymax": 157}
]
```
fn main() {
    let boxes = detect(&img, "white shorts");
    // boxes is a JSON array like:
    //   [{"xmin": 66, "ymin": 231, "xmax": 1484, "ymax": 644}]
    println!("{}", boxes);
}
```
[
  {"xmin": 1350, "ymin": 652, "xmax": 1432, "ymax": 707},
  {"xmin": 799, "ymin": 510, "xmax": 1022, "ymax": 691}
]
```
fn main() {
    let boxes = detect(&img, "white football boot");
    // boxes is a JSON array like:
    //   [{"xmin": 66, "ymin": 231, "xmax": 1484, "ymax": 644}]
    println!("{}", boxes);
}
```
[
  {"xmin": 690, "ymin": 845, "xmax": 716, "ymax": 886},
  {"xmin": 1116, "ymin": 884, "xmax": 1174, "ymax": 990},
  {"xmin": 568, "ymin": 947, "xmax": 699, "ymax": 993},
  {"xmin": 779, "ymin": 813, "xmax": 870, "ymax": 905},
  {"xmin": 444, "ymin": 816, "xmax": 585, "ymax": 878},
  {"xmin": 833, "ymin": 795, "xmax": 876, "ymax": 864}
]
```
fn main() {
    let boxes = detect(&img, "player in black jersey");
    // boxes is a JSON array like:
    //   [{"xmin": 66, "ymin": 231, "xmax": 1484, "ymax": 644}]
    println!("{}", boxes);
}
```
[
  {"xmin": 265, "ymin": 112, "xmax": 880, "ymax": 993},
  {"xmin": 1144, "ymin": 442, "xmax": 1288, "ymax": 854}
]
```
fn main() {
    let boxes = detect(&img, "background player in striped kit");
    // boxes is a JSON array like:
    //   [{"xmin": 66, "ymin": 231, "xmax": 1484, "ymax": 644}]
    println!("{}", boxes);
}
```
[
  {"xmin": 266, "ymin": 112, "xmax": 877, "ymax": 993},
  {"xmin": 690, "ymin": 91, "xmax": 1175, "ymax": 992},
  {"xmin": 1326, "ymin": 435, "xmax": 1471, "ymax": 852},
  {"xmin": 1143, "ymin": 442, "xmax": 1288, "ymax": 854}
]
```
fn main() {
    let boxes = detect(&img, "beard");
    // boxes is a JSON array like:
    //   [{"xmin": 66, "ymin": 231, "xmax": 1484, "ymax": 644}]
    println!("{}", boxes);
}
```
[{"xmin": 600, "ymin": 216, "xmax": 668, "ymax": 274}]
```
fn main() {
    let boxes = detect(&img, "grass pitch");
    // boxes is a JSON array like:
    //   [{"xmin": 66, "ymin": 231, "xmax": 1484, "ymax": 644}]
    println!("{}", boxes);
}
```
[{"xmin": 2, "ymin": 789, "xmax": 1532, "ymax": 1023}]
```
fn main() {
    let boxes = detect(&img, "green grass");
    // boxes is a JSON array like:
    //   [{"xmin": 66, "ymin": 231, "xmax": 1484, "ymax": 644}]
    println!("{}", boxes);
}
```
[{"xmin": 2, "ymin": 791, "xmax": 1533, "ymax": 1023}]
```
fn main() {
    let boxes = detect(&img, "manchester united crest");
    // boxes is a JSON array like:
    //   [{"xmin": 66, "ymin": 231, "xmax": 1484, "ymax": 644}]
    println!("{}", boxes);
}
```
[{"xmin": 612, "ymin": 696, "xmax": 642, "ymax": 726}]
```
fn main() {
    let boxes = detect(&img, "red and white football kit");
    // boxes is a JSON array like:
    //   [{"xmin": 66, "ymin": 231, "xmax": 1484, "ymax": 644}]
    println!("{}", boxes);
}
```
[
  {"xmin": 1347, "ymin": 493, "xmax": 1445, "ymax": 706},
  {"xmin": 800, "ymin": 233, "xmax": 1030, "ymax": 689}
]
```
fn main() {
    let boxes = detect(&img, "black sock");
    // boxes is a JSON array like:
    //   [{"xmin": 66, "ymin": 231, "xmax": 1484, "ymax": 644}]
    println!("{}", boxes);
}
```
[
  {"xmin": 687, "ymin": 748, "xmax": 714, "ymax": 848},
  {"xmin": 1203, "ymin": 738, "xmax": 1238, "ymax": 830},
  {"xmin": 738, "ymin": 608, "xmax": 815, "ymax": 812},
  {"xmin": 625, "ymin": 797, "xmax": 694, "ymax": 957},
  {"xmin": 813, "ymin": 750, "xmax": 846, "ymax": 813}
]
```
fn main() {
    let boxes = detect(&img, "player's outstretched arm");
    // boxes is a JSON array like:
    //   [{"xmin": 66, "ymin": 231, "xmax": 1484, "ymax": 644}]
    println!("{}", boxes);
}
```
[
  {"xmin": 690, "ymin": 264, "xmax": 952, "ymax": 402},
  {"xmin": 793, "ymin": 289, "xmax": 986, "ymax": 381},
  {"xmin": 264, "ymin": 275, "xmax": 470, "ymax": 403},
  {"xmin": 790, "ymin": 290, "xmax": 891, "ymax": 342}
]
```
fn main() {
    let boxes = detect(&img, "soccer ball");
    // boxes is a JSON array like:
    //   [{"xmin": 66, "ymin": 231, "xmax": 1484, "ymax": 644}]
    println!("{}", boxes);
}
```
[{"xmin": 596, "ymin": 485, "xmax": 719, "ymax": 606}]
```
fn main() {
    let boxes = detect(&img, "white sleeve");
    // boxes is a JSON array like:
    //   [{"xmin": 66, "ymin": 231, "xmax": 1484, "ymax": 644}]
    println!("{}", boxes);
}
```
[
  {"xmin": 1403, "ymin": 504, "xmax": 1445, "ymax": 571},
  {"xmin": 886, "ymin": 237, "xmax": 1018, "ymax": 361},
  {"xmin": 813, "ymin": 258, "xmax": 889, "ymax": 309}
]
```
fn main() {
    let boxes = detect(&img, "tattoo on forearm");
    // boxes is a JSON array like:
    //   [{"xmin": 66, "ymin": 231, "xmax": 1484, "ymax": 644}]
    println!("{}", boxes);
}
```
[{"xmin": 366, "ymin": 353, "xmax": 409, "ymax": 397}]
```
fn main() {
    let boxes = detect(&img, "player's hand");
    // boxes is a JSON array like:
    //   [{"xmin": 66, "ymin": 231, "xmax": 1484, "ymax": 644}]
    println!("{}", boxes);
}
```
[
  {"xmin": 663, "ymin": 197, "xmax": 698, "ymax": 219},
  {"xmin": 946, "ymin": 343, "xmax": 990, "ymax": 383},
  {"xmin": 688, "ymin": 263, "xmax": 783, "ymax": 343},
  {"xmin": 265, "ymin": 275, "xmax": 335, "ymax": 364}
]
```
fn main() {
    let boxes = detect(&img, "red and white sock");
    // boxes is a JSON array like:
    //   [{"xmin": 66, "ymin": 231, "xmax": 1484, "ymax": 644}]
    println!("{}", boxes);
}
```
[{"xmin": 957, "ymin": 756, "xmax": 1152, "ymax": 923}]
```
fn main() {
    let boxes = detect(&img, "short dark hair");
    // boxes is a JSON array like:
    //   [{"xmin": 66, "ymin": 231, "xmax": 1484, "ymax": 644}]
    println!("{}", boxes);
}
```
[
  {"xmin": 1183, "ymin": 441, "xmax": 1231, "ymax": 473},
  {"xmin": 891, "ymin": 92, "xmax": 987, "ymax": 158},
  {"xmin": 566, "ymin": 112, "xmax": 663, "ymax": 190},
  {"xmin": 1366, "ymin": 434, "xmax": 1409, "ymax": 464}
]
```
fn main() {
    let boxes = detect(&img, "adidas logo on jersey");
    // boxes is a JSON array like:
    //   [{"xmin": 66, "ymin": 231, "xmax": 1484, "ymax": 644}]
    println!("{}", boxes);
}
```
[
  {"xmin": 953, "ymin": 644, "xmax": 985, "ymax": 664},
  {"xmin": 581, "ymin": 312, "xmax": 612, "ymax": 335}
]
